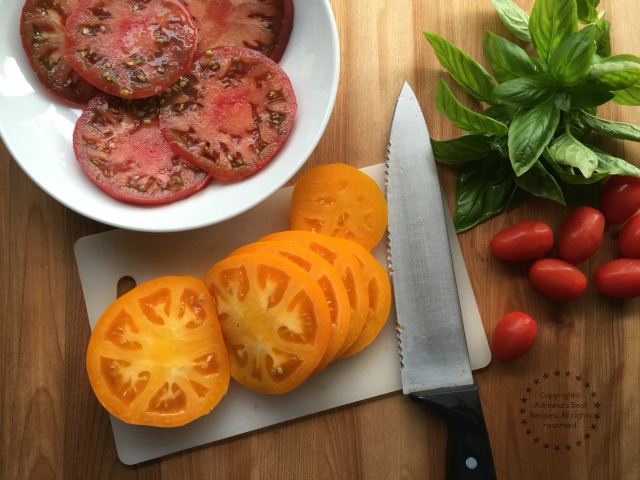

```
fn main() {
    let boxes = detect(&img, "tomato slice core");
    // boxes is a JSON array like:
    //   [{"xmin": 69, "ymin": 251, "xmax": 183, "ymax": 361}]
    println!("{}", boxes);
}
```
[
  {"xmin": 260, "ymin": 231, "xmax": 370, "ymax": 357},
  {"xmin": 204, "ymin": 252, "xmax": 332, "ymax": 394},
  {"xmin": 73, "ymin": 94, "xmax": 211, "ymax": 205},
  {"xmin": 229, "ymin": 240, "xmax": 351, "ymax": 374},
  {"xmin": 64, "ymin": 0, "xmax": 198, "ymax": 99},
  {"xmin": 159, "ymin": 46, "xmax": 297, "ymax": 180},
  {"xmin": 86, "ymin": 276, "xmax": 230, "ymax": 427}
]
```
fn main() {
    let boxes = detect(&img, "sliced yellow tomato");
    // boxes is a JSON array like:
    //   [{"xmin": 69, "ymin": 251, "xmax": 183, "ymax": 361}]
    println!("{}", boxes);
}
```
[
  {"xmin": 204, "ymin": 252, "xmax": 332, "ymax": 394},
  {"xmin": 229, "ymin": 241, "xmax": 350, "ymax": 374},
  {"xmin": 260, "ymin": 230, "xmax": 369, "ymax": 357},
  {"xmin": 290, "ymin": 163, "xmax": 388, "ymax": 250},
  {"xmin": 86, "ymin": 276, "xmax": 230, "ymax": 428},
  {"xmin": 334, "ymin": 238, "xmax": 392, "ymax": 358}
]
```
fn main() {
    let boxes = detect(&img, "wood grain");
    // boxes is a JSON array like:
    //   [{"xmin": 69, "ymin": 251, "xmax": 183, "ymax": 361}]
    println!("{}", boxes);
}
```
[{"xmin": 2, "ymin": 0, "xmax": 640, "ymax": 478}]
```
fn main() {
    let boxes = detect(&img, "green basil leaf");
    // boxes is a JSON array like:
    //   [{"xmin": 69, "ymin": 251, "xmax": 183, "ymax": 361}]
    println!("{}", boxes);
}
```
[
  {"xmin": 513, "ymin": 160, "xmax": 565, "ymax": 203},
  {"xmin": 548, "ymin": 132, "xmax": 599, "ymax": 178},
  {"xmin": 579, "ymin": 110, "xmax": 640, "ymax": 142},
  {"xmin": 590, "ymin": 148, "xmax": 640, "ymax": 177},
  {"xmin": 435, "ymin": 80, "xmax": 508, "ymax": 135},
  {"xmin": 605, "ymin": 54, "xmax": 640, "ymax": 64},
  {"xmin": 529, "ymin": 0, "xmax": 578, "ymax": 62},
  {"xmin": 482, "ymin": 104, "xmax": 516, "ymax": 125},
  {"xmin": 491, "ymin": 0, "xmax": 532, "ymax": 42},
  {"xmin": 493, "ymin": 76, "xmax": 556, "ymax": 106},
  {"xmin": 589, "ymin": 61, "xmax": 640, "ymax": 90},
  {"xmin": 508, "ymin": 101, "xmax": 561, "ymax": 176},
  {"xmin": 577, "ymin": 0, "xmax": 600, "ymax": 24},
  {"xmin": 543, "ymin": 151, "xmax": 608, "ymax": 185},
  {"xmin": 555, "ymin": 91, "xmax": 571, "ymax": 112},
  {"xmin": 424, "ymin": 32, "xmax": 496, "ymax": 104},
  {"xmin": 453, "ymin": 155, "xmax": 515, "ymax": 232},
  {"xmin": 482, "ymin": 31, "xmax": 539, "ymax": 83},
  {"xmin": 567, "ymin": 81, "xmax": 616, "ymax": 109},
  {"xmin": 431, "ymin": 135, "xmax": 493, "ymax": 164},
  {"xmin": 547, "ymin": 25, "xmax": 598, "ymax": 87},
  {"xmin": 595, "ymin": 19, "xmax": 611, "ymax": 57},
  {"xmin": 612, "ymin": 85, "xmax": 640, "ymax": 106}
]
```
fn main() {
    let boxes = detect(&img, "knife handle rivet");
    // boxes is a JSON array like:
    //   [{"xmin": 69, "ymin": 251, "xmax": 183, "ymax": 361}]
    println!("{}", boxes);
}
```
[{"xmin": 465, "ymin": 457, "xmax": 478, "ymax": 470}]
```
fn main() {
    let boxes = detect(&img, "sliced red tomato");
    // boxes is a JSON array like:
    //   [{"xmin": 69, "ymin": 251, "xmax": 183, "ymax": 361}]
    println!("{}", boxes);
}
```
[
  {"xmin": 73, "ymin": 94, "xmax": 211, "ymax": 205},
  {"xmin": 19, "ymin": 0, "xmax": 99, "ymax": 105},
  {"xmin": 260, "ymin": 230, "xmax": 370, "ymax": 357},
  {"xmin": 204, "ymin": 252, "xmax": 332, "ymax": 394},
  {"xmin": 159, "ymin": 46, "xmax": 297, "ymax": 180},
  {"xmin": 290, "ymin": 163, "xmax": 389, "ymax": 251},
  {"xmin": 64, "ymin": 0, "xmax": 197, "ymax": 99},
  {"xmin": 86, "ymin": 276, "xmax": 230, "ymax": 427},
  {"xmin": 229, "ymin": 240, "xmax": 351, "ymax": 374},
  {"xmin": 185, "ymin": 0, "xmax": 294, "ymax": 61}
]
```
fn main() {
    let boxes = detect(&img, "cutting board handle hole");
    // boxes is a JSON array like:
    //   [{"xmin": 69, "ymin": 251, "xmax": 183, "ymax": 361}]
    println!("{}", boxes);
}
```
[{"xmin": 117, "ymin": 276, "xmax": 137, "ymax": 298}]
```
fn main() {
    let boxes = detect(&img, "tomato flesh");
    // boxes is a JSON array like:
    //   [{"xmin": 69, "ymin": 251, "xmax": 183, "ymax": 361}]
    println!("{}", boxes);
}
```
[
  {"xmin": 204, "ymin": 252, "xmax": 332, "ymax": 394},
  {"xmin": 160, "ymin": 46, "xmax": 297, "ymax": 180},
  {"xmin": 618, "ymin": 215, "xmax": 640, "ymax": 259},
  {"xmin": 594, "ymin": 259, "xmax": 640, "ymax": 299},
  {"xmin": 528, "ymin": 259, "xmax": 587, "ymax": 302},
  {"xmin": 599, "ymin": 175, "xmax": 640, "ymax": 225},
  {"xmin": 290, "ymin": 163, "xmax": 389, "ymax": 251},
  {"xmin": 86, "ymin": 276, "xmax": 230, "ymax": 427},
  {"xmin": 557, "ymin": 206, "xmax": 605, "ymax": 264},
  {"xmin": 229, "ymin": 240, "xmax": 351, "ymax": 374},
  {"xmin": 491, "ymin": 312, "xmax": 538, "ymax": 362},
  {"xmin": 64, "ymin": 0, "xmax": 197, "ymax": 99},
  {"xmin": 489, "ymin": 221, "xmax": 554, "ymax": 261},
  {"xmin": 20, "ymin": 0, "xmax": 99, "ymax": 105},
  {"xmin": 261, "ymin": 230, "xmax": 370, "ymax": 357},
  {"xmin": 185, "ymin": 0, "xmax": 294, "ymax": 61},
  {"xmin": 73, "ymin": 94, "xmax": 211, "ymax": 205}
]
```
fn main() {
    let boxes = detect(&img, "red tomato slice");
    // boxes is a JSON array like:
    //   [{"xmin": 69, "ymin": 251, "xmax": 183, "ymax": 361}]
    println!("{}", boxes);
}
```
[
  {"xmin": 64, "ymin": 0, "xmax": 197, "ymax": 99},
  {"xmin": 73, "ymin": 94, "xmax": 211, "ymax": 205},
  {"xmin": 159, "ymin": 46, "xmax": 297, "ymax": 180},
  {"xmin": 19, "ymin": 0, "xmax": 99, "ymax": 105},
  {"xmin": 185, "ymin": 0, "xmax": 294, "ymax": 61}
]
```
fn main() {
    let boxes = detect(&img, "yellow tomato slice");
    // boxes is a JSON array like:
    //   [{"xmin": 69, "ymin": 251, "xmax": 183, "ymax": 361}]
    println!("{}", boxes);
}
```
[
  {"xmin": 229, "ymin": 241, "xmax": 350, "ymax": 374},
  {"xmin": 204, "ymin": 252, "xmax": 332, "ymax": 394},
  {"xmin": 290, "ymin": 163, "xmax": 388, "ymax": 250},
  {"xmin": 334, "ymin": 239, "xmax": 392, "ymax": 358},
  {"xmin": 260, "ymin": 230, "xmax": 369, "ymax": 357},
  {"xmin": 86, "ymin": 276, "xmax": 230, "ymax": 428}
]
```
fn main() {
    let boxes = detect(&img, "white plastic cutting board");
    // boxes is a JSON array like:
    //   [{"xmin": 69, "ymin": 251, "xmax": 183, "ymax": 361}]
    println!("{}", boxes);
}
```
[{"xmin": 74, "ymin": 163, "xmax": 491, "ymax": 465}]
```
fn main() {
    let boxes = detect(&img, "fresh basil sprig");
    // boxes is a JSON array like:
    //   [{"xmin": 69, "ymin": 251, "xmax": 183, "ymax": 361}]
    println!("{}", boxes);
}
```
[{"xmin": 425, "ymin": 0, "xmax": 640, "ymax": 233}]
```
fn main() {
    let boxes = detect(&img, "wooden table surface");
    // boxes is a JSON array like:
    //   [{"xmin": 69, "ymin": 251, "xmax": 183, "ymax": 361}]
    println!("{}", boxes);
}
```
[{"xmin": 3, "ymin": 0, "xmax": 640, "ymax": 478}]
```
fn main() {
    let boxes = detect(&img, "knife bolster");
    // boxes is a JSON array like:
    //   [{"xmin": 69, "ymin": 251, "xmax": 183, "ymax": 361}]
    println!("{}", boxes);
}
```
[{"xmin": 410, "ymin": 384, "xmax": 497, "ymax": 480}]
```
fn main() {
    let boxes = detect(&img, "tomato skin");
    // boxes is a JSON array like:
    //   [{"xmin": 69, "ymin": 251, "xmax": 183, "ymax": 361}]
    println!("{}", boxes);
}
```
[
  {"xmin": 489, "ymin": 221, "xmax": 554, "ymax": 261},
  {"xmin": 618, "ymin": 215, "xmax": 640, "ymax": 259},
  {"xmin": 557, "ymin": 206, "xmax": 605, "ymax": 264},
  {"xmin": 594, "ymin": 259, "xmax": 640, "ymax": 299},
  {"xmin": 528, "ymin": 259, "xmax": 587, "ymax": 301},
  {"xmin": 599, "ymin": 175, "xmax": 640, "ymax": 225},
  {"xmin": 491, "ymin": 312, "xmax": 538, "ymax": 362}
]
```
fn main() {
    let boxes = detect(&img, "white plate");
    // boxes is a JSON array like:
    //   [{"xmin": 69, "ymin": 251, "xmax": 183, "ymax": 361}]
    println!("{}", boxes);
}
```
[{"xmin": 0, "ymin": 0, "xmax": 340, "ymax": 232}]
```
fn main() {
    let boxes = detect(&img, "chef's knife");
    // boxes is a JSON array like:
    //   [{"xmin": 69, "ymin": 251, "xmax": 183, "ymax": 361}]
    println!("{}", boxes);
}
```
[{"xmin": 386, "ymin": 82, "xmax": 496, "ymax": 479}]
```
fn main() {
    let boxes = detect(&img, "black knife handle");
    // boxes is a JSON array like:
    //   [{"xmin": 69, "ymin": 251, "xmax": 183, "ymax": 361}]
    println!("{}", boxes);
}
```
[{"xmin": 410, "ymin": 384, "xmax": 497, "ymax": 480}]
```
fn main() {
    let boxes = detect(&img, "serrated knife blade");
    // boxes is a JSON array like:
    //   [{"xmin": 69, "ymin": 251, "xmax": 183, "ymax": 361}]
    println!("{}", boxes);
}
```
[{"xmin": 386, "ymin": 82, "xmax": 496, "ymax": 480}]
